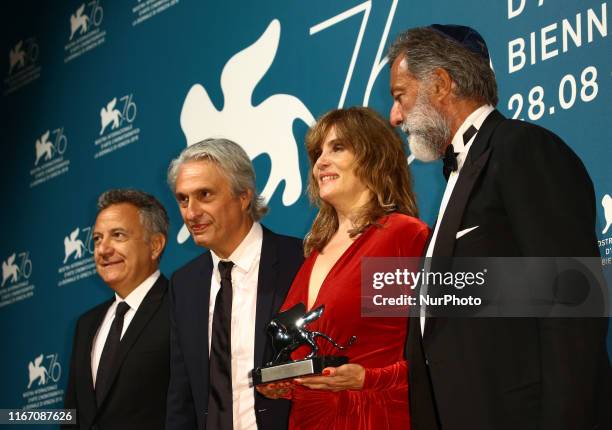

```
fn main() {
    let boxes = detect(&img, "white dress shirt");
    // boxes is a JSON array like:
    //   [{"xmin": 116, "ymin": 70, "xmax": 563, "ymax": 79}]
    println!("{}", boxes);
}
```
[
  {"xmin": 421, "ymin": 105, "xmax": 495, "ymax": 334},
  {"xmin": 91, "ymin": 270, "xmax": 161, "ymax": 386},
  {"xmin": 210, "ymin": 222, "xmax": 262, "ymax": 430}
]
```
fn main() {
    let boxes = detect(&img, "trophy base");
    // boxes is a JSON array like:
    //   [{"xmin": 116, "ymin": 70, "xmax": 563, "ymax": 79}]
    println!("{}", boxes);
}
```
[{"xmin": 252, "ymin": 356, "xmax": 348, "ymax": 385}]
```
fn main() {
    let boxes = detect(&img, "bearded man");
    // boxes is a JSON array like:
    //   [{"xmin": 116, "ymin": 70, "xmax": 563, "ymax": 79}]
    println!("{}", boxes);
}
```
[{"xmin": 388, "ymin": 24, "xmax": 610, "ymax": 430}]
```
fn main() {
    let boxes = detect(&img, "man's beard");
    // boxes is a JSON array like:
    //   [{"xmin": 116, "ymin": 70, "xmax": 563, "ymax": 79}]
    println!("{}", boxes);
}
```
[{"xmin": 401, "ymin": 90, "xmax": 451, "ymax": 162}]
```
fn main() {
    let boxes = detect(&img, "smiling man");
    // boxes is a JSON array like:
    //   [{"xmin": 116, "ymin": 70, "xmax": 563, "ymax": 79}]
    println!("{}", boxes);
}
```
[
  {"xmin": 165, "ymin": 138, "xmax": 303, "ymax": 430},
  {"xmin": 63, "ymin": 189, "xmax": 170, "ymax": 430}
]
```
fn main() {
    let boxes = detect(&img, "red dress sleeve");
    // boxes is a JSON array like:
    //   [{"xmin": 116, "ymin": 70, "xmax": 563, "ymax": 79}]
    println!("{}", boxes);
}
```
[
  {"xmin": 363, "ymin": 218, "xmax": 428, "ymax": 392},
  {"xmin": 362, "ymin": 360, "xmax": 408, "ymax": 391}
]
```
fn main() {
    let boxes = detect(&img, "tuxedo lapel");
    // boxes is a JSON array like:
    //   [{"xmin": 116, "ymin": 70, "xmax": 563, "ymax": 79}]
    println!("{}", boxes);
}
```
[
  {"xmin": 464, "ymin": 110, "xmax": 504, "ymax": 165},
  {"xmin": 424, "ymin": 111, "xmax": 504, "ymax": 339},
  {"xmin": 432, "ymin": 148, "xmax": 492, "ymax": 258},
  {"xmin": 432, "ymin": 110, "xmax": 505, "ymax": 258},
  {"xmin": 81, "ymin": 302, "xmax": 112, "ymax": 416},
  {"xmin": 254, "ymin": 227, "xmax": 280, "ymax": 368},
  {"xmin": 198, "ymin": 253, "xmax": 214, "ymax": 394},
  {"xmin": 423, "ymin": 150, "xmax": 490, "ymax": 340},
  {"xmin": 95, "ymin": 276, "xmax": 167, "ymax": 407}
]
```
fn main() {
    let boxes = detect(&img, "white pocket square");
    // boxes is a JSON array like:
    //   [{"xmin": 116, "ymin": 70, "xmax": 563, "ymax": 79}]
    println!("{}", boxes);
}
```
[{"xmin": 456, "ymin": 226, "xmax": 479, "ymax": 239}]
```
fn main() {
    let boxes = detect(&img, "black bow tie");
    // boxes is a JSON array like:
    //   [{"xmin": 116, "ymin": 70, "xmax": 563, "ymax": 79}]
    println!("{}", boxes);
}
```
[
  {"xmin": 442, "ymin": 125, "xmax": 478, "ymax": 180},
  {"xmin": 442, "ymin": 144, "xmax": 458, "ymax": 180}
]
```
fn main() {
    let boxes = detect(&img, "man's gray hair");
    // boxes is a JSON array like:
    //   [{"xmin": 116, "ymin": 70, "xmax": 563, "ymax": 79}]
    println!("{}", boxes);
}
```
[
  {"xmin": 97, "ymin": 189, "xmax": 169, "ymax": 248},
  {"xmin": 167, "ymin": 138, "xmax": 268, "ymax": 221},
  {"xmin": 388, "ymin": 27, "xmax": 498, "ymax": 106}
]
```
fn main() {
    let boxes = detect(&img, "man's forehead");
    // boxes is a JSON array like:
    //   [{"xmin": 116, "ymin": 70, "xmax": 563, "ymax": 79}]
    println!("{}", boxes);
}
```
[
  {"xmin": 176, "ymin": 160, "xmax": 229, "ymax": 192},
  {"xmin": 393, "ymin": 62, "xmax": 423, "ymax": 92},
  {"xmin": 95, "ymin": 203, "xmax": 139, "ymax": 229},
  {"xmin": 391, "ymin": 54, "xmax": 408, "ymax": 71},
  {"xmin": 391, "ymin": 56, "xmax": 412, "ymax": 81}
]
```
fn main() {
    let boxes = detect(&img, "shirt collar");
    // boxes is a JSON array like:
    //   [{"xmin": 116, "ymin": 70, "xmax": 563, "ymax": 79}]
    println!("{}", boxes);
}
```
[
  {"xmin": 450, "ymin": 104, "xmax": 495, "ymax": 155},
  {"xmin": 211, "ymin": 222, "xmax": 263, "ymax": 284},
  {"xmin": 114, "ymin": 270, "xmax": 160, "ymax": 311}
]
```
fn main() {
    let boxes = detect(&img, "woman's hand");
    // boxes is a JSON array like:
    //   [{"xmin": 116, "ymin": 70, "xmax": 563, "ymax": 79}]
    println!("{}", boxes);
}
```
[
  {"xmin": 255, "ymin": 381, "xmax": 295, "ymax": 399},
  {"xmin": 294, "ymin": 364, "xmax": 365, "ymax": 392}
]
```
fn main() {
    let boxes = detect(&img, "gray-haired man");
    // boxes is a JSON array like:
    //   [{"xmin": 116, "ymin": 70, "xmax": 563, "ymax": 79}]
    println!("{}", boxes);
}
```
[
  {"xmin": 165, "ymin": 138, "xmax": 303, "ymax": 430},
  {"xmin": 388, "ymin": 25, "xmax": 609, "ymax": 430},
  {"xmin": 64, "ymin": 189, "xmax": 170, "ymax": 430}
]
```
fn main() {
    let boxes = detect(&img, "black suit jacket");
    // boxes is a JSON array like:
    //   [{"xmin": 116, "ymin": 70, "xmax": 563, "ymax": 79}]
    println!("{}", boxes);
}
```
[
  {"xmin": 407, "ymin": 110, "xmax": 610, "ymax": 430},
  {"xmin": 166, "ymin": 226, "xmax": 304, "ymax": 430},
  {"xmin": 63, "ymin": 275, "xmax": 170, "ymax": 430}
]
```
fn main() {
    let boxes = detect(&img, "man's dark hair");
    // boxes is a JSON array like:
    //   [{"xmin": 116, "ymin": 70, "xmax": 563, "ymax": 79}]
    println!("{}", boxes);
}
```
[{"xmin": 388, "ymin": 26, "xmax": 498, "ymax": 106}]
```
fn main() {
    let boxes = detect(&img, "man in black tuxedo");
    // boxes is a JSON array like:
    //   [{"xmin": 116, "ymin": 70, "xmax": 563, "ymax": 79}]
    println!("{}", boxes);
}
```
[
  {"xmin": 63, "ymin": 189, "xmax": 170, "ymax": 430},
  {"xmin": 165, "ymin": 138, "xmax": 303, "ymax": 430},
  {"xmin": 388, "ymin": 25, "xmax": 610, "ymax": 430}
]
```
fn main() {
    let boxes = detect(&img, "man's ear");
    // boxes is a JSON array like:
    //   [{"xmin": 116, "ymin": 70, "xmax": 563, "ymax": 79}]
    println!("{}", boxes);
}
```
[
  {"xmin": 150, "ymin": 233, "xmax": 166, "ymax": 261},
  {"xmin": 240, "ymin": 189, "xmax": 253, "ymax": 212},
  {"xmin": 430, "ymin": 67, "xmax": 453, "ymax": 104}
]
